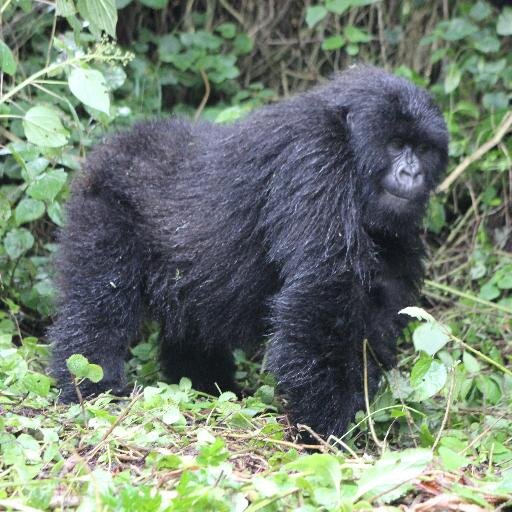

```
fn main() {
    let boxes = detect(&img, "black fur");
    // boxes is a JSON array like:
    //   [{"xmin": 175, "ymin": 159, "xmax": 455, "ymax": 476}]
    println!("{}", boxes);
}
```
[{"xmin": 49, "ymin": 66, "xmax": 448, "ymax": 437}]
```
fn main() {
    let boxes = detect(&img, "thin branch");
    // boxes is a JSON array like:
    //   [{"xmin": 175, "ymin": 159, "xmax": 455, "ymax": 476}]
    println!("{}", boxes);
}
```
[
  {"xmin": 437, "ymin": 111, "xmax": 512, "ymax": 193},
  {"xmin": 363, "ymin": 339, "xmax": 385, "ymax": 449},
  {"xmin": 194, "ymin": 69, "xmax": 210, "ymax": 121},
  {"xmin": 425, "ymin": 279, "xmax": 512, "ymax": 316},
  {"xmin": 432, "ymin": 365, "xmax": 456, "ymax": 451},
  {"xmin": 218, "ymin": 0, "xmax": 246, "ymax": 28}
]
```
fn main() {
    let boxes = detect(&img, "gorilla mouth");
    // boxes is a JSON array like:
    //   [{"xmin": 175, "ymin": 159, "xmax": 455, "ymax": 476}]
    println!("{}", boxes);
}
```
[{"xmin": 381, "ymin": 187, "xmax": 413, "ymax": 202}]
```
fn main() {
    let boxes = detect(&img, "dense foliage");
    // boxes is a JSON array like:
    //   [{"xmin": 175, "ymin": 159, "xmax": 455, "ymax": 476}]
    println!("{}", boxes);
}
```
[{"xmin": 0, "ymin": 1, "xmax": 511, "ymax": 510}]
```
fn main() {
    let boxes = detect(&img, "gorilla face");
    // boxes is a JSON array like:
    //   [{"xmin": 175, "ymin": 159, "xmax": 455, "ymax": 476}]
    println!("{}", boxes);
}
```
[
  {"xmin": 346, "ymin": 87, "xmax": 449, "ymax": 230},
  {"xmin": 381, "ymin": 139, "xmax": 427, "ymax": 201},
  {"xmin": 377, "ymin": 135, "xmax": 445, "ymax": 216}
]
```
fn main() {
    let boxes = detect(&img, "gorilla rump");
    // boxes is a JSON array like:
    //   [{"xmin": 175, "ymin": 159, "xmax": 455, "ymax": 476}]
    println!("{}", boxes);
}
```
[{"xmin": 50, "ymin": 66, "xmax": 448, "ymax": 437}]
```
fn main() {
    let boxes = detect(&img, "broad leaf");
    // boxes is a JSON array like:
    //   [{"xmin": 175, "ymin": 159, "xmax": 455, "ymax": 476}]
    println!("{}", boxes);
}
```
[
  {"xmin": 413, "ymin": 322, "xmax": 451, "ymax": 356},
  {"xmin": 66, "ymin": 354, "xmax": 90, "ymax": 378},
  {"xmin": 27, "ymin": 170, "xmax": 67, "ymax": 202},
  {"xmin": 23, "ymin": 106, "xmax": 69, "ymax": 148},
  {"xmin": 68, "ymin": 68, "xmax": 110, "ymax": 114},
  {"xmin": 14, "ymin": 198, "xmax": 45, "ymax": 226},
  {"xmin": 322, "ymin": 35, "xmax": 345, "ymax": 50},
  {"xmin": 306, "ymin": 6, "xmax": 327, "ymax": 28},
  {"xmin": 0, "ymin": 40, "xmax": 16, "ymax": 75},
  {"xmin": 411, "ymin": 356, "xmax": 447, "ymax": 401},
  {"xmin": 357, "ymin": 448, "xmax": 432, "ymax": 502},
  {"xmin": 4, "ymin": 228, "xmax": 35, "ymax": 259},
  {"xmin": 444, "ymin": 64, "xmax": 461, "ymax": 93},
  {"xmin": 76, "ymin": 0, "xmax": 117, "ymax": 37},
  {"xmin": 497, "ymin": 7, "xmax": 512, "ymax": 36}
]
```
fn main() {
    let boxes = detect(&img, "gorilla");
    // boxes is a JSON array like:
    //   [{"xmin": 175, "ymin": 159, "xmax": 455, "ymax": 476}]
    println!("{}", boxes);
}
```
[{"xmin": 49, "ymin": 65, "xmax": 449, "ymax": 438}]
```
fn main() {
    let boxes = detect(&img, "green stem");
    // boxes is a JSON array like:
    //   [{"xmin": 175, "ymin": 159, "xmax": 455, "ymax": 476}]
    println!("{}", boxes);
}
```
[
  {"xmin": 0, "ymin": 0, "xmax": 13, "ymax": 14},
  {"xmin": 453, "ymin": 335, "xmax": 512, "ymax": 377},
  {"xmin": 425, "ymin": 279, "xmax": 512, "ymax": 316},
  {"xmin": 0, "ymin": 53, "xmax": 102, "ymax": 105}
]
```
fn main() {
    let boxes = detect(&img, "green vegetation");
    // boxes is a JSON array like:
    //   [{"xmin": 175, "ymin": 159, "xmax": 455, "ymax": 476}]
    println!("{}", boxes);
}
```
[{"xmin": 0, "ymin": 1, "xmax": 511, "ymax": 510}]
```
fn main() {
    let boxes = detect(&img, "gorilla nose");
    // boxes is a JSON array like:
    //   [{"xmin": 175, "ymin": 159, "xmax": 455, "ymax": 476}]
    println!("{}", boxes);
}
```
[{"xmin": 396, "ymin": 165, "xmax": 423, "ymax": 191}]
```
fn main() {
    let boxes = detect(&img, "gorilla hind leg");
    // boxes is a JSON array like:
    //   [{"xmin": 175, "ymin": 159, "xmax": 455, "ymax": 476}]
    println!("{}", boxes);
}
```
[{"xmin": 49, "ymin": 193, "xmax": 144, "ymax": 402}]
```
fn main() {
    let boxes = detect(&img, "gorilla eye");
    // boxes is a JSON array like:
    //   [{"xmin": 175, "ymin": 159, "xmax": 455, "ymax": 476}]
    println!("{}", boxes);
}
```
[
  {"xmin": 416, "ymin": 143, "xmax": 430, "ymax": 154},
  {"xmin": 389, "ymin": 138, "xmax": 405, "ymax": 151}
]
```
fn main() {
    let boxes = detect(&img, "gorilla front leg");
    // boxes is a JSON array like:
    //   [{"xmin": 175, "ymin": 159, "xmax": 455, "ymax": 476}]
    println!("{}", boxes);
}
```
[{"xmin": 266, "ymin": 281, "xmax": 382, "ymax": 438}]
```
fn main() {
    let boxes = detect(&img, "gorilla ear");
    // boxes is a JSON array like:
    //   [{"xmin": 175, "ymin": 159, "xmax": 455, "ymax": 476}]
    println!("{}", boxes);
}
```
[
  {"xmin": 346, "ymin": 111, "xmax": 355, "ymax": 131},
  {"xmin": 340, "ymin": 107, "xmax": 355, "ymax": 132}
]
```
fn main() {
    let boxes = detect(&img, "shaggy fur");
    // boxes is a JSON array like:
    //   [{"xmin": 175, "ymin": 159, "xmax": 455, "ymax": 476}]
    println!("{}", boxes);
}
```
[{"xmin": 49, "ymin": 66, "xmax": 449, "ymax": 437}]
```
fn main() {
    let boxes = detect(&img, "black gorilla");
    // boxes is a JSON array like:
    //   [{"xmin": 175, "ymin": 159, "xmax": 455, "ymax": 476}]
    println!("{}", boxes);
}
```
[{"xmin": 50, "ymin": 65, "xmax": 448, "ymax": 437}]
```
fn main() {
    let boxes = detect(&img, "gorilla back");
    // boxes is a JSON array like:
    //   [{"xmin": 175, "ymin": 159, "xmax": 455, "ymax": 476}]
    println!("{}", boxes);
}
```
[{"xmin": 50, "ymin": 65, "xmax": 448, "ymax": 437}]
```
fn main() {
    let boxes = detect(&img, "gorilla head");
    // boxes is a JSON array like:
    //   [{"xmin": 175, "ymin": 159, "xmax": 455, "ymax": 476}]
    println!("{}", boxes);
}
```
[{"xmin": 318, "ymin": 67, "xmax": 448, "ymax": 232}]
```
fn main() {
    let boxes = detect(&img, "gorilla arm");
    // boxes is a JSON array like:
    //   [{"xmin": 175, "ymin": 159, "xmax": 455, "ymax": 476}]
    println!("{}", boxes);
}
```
[{"xmin": 266, "ymin": 269, "xmax": 382, "ymax": 438}]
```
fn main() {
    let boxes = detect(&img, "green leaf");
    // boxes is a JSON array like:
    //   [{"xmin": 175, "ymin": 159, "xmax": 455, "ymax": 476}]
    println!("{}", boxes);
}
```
[
  {"xmin": 197, "ymin": 437, "xmax": 229, "ymax": 466},
  {"xmin": 0, "ymin": 40, "xmax": 16, "ymax": 75},
  {"xmin": 76, "ymin": 0, "xmax": 117, "ymax": 37},
  {"xmin": 344, "ymin": 25, "xmax": 372, "ymax": 43},
  {"xmin": 0, "ymin": 196, "xmax": 12, "ymax": 228},
  {"xmin": 255, "ymin": 384, "xmax": 274, "ymax": 405},
  {"xmin": 357, "ymin": 448, "xmax": 432, "ymax": 502},
  {"xmin": 139, "ymin": 0, "xmax": 166, "ymax": 7},
  {"xmin": 474, "ymin": 35, "xmax": 500, "ymax": 53},
  {"xmin": 399, "ymin": 306, "xmax": 435, "ymax": 323},
  {"xmin": 483, "ymin": 92, "xmax": 508, "ymax": 111},
  {"xmin": 438, "ymin": 446, "xmax": 471, "ymax": 471},
  {"xmin": 497, "ymin": 267, "xmax": 512, "ymax": 289},
  {"xmin": 4, "ymin": 228, "xmax": 34, "ymax": 259},
  {"xmin": 215, "ymin": 105, "xmax": 250, "ymax": 123},
  {"xmin": 305, "ymin": 5, "xmax": 327, "ymax": 28},
  {"xmin": 470, "ymin": 1, "xmax": 491, "ymax": 21},
  {"xmin": 410, "ymin": 352, "xmax": 432, "ymax": 386},
  {"xmin": 47, "ymin": 201, "xmax": 65, "ymax": 226},
  {"xmin": 426, "ymin": 197, "xmax": 446, "ymax": 234},
  {"xmin": 66, "ymin": 354, "xmax": 90, "ymax": 378},
  {"xmin": 440, "ymin": 18, "xmax": 478, "ymax": 41},
  {"xmin": 23, "ymin": 106, "xmax": 69, "ymax": 148},
  {"xmin": 233, "ymin": 33, "xmax": 253, "ymax": 54},
  {"xmin": 158, "ymin": 34, "xmax": 181, "ymax": 63},
  {"xmin": 287, "ymin": 454, "xmax": 342, "ymax": 491},
  {"xmin": 444, "ymin": 64, "xmax": 461, "ymax": 93},
  {"xmin": 103, "ymin": 66, "xmax": 126, "ymax": 90},
  {"xmin": 463, "ymin": 351, "xmax": 481, "ymax": 373},
  {"xmin": 479, "ymin": 280, "xmax": 500, "ymax": 301},
  {"xmin": 497, "ymin": 7, "xmax": 512, "ymax": 36},
  {"xmin": 86, "ymin": 363, "xmax": 104, "ymax": 383},
  {"xmin": 17, "ymin": 433, "xmax": 41, "ymax": 462},
  {"xmin": 56, "ymin": 0, "xmax": 76, "ymax": 16},
  {"xmin": 346, "ymin": 43, "xmax": 359, "ymax": 55},
  {"xmin": 413, "ymin": 322, "xmax": 451, "ymax": 356},
  {"xmin": 23, "ymin": 372, "xmax": 51, "ymax": 397},
  {"xmin": 116, "ymin": 0, "xmax": 132, "ymax": 9},
  {"xmin": 14, "ymin": 198, "xmax": 45, "ymax": 226},
  {"xmin": 180, "ymin": 31, "xmax": 222, "ymax": 50},
  {"xmin": 321, "ymin": 35, "xmax": 345, "ymax": 50},
  {"xmin": 27, "ymin": 170, "xmax": 67, "ymax": 202},
  {"xmin": 216, "ymin": 22, "xmax": 236, "ymax": 39},
  {"xmin": 68, "ymin": 68, "xmax": 110, "ymax": 115},
  {"xmin": 476, "ymin": 375, "xmax": 501, "ymax": 404},
  {"xmin": 161, "ymin": 405, "xmax": 185, "ymax": 425},
  {"xmin": 325, "ymin": 0, "xmax": 351, "ymax": 14},
  {"xmin": 411, "ymin": 357, "xmax": 447, "ymax": 401}
]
